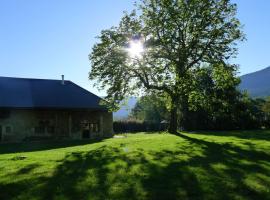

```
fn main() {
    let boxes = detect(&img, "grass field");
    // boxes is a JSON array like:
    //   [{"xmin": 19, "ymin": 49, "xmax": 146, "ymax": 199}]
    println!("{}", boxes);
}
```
[{"xmin": 0, "ymin": 131, "xmax": 270, "ymax": 200}]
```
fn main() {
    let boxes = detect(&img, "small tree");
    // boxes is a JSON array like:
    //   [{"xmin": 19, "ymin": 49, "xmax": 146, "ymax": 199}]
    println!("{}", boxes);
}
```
[{"xmin": 89, "ymin": 0, "xmax": 244, "ymax": 133}]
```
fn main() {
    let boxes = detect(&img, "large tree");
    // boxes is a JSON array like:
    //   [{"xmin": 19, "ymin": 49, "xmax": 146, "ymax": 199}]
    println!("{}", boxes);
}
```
[{"xmin": 89, "ymin": 0, "xmax": 244, "ymax": 133}]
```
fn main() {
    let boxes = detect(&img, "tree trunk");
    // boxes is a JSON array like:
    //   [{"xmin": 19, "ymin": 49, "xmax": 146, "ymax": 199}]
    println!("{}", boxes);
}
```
[
  {"xmin": 168, "ymin": 95, "xmax": 189, "ymax": 133},
  {"xmin": 168, "ymin": 98, "xmax": 178, "ymax": 134},
  {"xmin": 179, "ymin": 95, "xmax": 189, "ymax": 131}
]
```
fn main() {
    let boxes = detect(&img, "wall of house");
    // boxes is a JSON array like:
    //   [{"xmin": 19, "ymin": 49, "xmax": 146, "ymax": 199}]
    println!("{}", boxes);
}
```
[{"xmin": 0, "ymin": 109, "xmax": 113, "ymax": 142}]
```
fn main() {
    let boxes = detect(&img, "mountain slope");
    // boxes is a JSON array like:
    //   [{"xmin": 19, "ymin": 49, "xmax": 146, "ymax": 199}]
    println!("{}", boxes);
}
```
[
  {"xmin": 113, "ymin": 97, "xmax": 137, "ymax": 120},
  {"xmin": 240, "ymin": 66, "xmax": 270, "ymax": 97}
]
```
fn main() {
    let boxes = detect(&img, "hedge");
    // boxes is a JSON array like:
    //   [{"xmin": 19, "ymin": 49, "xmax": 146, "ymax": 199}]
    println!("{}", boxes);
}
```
[{"xmin": 113, "ymin": 120, "xmax": 168, "ymax": 133}]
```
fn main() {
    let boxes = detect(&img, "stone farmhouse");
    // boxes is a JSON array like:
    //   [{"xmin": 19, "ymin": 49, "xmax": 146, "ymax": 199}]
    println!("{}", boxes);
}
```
[{"xmin": 0, "ymin": 76, "xmax": 113, "ymax": 142}]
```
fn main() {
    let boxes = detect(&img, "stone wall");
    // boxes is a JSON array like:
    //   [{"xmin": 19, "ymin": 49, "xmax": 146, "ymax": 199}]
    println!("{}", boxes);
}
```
[{"xmin": 0, "ymin": 109, "xmax": 113, "ymax": 142}]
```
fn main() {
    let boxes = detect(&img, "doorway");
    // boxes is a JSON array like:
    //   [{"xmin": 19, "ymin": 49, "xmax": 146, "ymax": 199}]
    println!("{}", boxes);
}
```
[{"xmin": 82, "ymin": 129, "xmax": 90, "ymax": 139}]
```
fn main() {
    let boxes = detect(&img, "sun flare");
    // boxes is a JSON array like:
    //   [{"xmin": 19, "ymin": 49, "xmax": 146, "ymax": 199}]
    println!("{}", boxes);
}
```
[{"xmin": 127, "ymin": 40, "xmax": 144, "ymax": 58}]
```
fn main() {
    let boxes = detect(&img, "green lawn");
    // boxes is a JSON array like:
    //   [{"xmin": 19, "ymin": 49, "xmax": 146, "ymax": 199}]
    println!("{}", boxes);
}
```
[{"xmin": 0, "ymin": 131, "xmax": 270, "ymax": 200}]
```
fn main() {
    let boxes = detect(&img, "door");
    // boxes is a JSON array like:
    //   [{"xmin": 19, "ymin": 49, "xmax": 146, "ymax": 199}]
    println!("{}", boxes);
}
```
[{"xmin": 82, "ymin": 129, "xmax": 90, "ymax": 139}]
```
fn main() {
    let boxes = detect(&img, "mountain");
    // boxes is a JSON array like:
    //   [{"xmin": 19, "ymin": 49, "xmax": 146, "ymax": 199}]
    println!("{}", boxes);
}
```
[
  {"xmin": 113, "ymin": 97, "xmax": 137, "ymax": 120},
  {"xmin": 240, "ymin": 66, "xmax": 270, "ymax": 98}
]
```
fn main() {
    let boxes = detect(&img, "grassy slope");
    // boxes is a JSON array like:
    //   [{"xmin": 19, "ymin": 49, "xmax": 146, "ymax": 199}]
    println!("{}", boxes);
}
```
[{"xmin": 0, "ymin": 131, "xmax": 270, "ymax": 200}]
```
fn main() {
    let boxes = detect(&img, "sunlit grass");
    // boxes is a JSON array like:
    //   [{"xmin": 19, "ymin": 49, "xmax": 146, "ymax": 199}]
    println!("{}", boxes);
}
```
[{"xmin": 0, "ymin": 131, "xmax": 270, "ymax": 200}]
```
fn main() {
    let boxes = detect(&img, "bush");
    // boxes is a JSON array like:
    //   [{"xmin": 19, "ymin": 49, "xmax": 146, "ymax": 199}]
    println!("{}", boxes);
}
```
[{"xmin": 113, "ymin": 120, "xmax": 167, "ymax": 133}]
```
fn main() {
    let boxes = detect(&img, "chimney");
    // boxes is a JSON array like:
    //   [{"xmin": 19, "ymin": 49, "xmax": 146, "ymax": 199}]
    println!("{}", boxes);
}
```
[{"xmin": 61, "ymin": 75, "xmax": 65, "ymax": 85}]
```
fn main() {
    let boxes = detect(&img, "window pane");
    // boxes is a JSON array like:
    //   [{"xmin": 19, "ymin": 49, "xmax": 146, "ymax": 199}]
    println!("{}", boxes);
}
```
[{"xmin": 6, "ymin": 126, "xmax": 11, "ymax": 134}]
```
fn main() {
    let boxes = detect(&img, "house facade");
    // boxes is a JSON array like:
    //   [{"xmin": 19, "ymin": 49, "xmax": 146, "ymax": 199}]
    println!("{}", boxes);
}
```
[{"xmin": 0, "ymin": 76, "xmax": 113, "ymax": 142}]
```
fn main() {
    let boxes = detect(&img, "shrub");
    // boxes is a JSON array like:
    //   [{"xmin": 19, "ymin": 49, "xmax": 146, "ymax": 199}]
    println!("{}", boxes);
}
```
[{"xmin": 113, "ymin": 120, "xmax": 166, "ymax": 133}]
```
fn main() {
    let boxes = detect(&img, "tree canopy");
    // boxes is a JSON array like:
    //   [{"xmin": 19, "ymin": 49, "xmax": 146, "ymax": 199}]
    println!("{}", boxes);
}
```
[{"xmin": 89, "ymin": 0, "xmax": 244, "ymax": 133}]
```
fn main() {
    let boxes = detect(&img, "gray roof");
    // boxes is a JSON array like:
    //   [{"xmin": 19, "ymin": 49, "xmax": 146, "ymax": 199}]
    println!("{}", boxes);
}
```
[{"xmin": 0, "ymin": 76, "xmax": 106, "ymax": 110}]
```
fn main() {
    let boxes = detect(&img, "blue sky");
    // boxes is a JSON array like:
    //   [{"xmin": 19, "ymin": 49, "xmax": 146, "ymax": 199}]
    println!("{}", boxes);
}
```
[{"xmin": 0, "ymin": 0, "xmax": 269, "ymax": 96}]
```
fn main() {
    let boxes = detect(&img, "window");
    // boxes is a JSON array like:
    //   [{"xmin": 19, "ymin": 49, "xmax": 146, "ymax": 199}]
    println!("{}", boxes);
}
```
[
  {"xmin": 90, "ymin": 123, "xmax": 99, "ymax": 133},
  {"xmin": 34, "ymin": 126, "xmax": 45, "ymax": 134},
  {"xmin": 5, "ymin": 126, "xmax": 11, "ymax": 134},
  {"xmin": 34, "ymin": 119, "xmax": 54, "ymax": 135},
  {"xmin": 80, "ymin": 121, "xmax": 100, "ymax": 134}
]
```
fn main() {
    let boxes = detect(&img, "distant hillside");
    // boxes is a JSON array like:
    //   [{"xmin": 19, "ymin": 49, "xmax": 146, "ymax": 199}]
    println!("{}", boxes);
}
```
[
  {"xmin": 113, "ymin": 97, "xmax": 137, "ymax": 120},
  {"xmin": 240, "ymin": 66, "xmax": 270, "ymax": 98}
]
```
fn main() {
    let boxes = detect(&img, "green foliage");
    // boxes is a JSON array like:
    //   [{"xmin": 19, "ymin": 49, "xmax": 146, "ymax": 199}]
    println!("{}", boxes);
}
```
[
  {"xmin": 263, "ymin": 97, "xmax": 270, "ymax": 114},
  {"xmin": 1, "ymin": 131, "xmax": 270, "ymax": 199},
  {"xmin": 130, "ymin": 94, "xmax": 169, "ymax": 123},
  {"xmin": 261, "ymin": 97, "xmax": 270, "ymax": 128},
  {"xmin": 89, "ymin": 0, "xmax": 244, "ymax": 132},
  {"xmin": 188, "ymin": 63, "xmax": 241, "ymax": 110}
]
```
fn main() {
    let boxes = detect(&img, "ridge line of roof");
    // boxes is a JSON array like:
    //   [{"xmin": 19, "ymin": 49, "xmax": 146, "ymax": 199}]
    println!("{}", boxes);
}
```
[
  {"xmin": 0, "ymin": 76, "xmax": 70, "ymax": 82},
  {"xmin": 69, "ymin": 81, "xmax": 103, "ymax": 100}
]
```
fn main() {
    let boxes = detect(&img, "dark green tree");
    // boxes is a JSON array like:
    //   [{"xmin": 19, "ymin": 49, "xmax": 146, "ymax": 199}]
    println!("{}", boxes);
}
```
[
  {"xmin": 262, "ymin": 97, "xmax": 270, "ymax": 115},
  {"xmin": 187, "ymin": 63, "xmax": 242, "ymax": 129},
  {"xmin": 130, "ymin": 94, "xmax": 169, "ymax": 123},
  {"xmin": 262, "ymin": 97, "xmax": 270, "ymax": 128},
  {"xmin": 89, "ymin": 0, "xmax": 244, "ymax": 133}
]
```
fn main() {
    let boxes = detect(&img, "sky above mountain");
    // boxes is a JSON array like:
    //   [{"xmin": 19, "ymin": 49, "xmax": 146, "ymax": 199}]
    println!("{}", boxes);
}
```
[{"xmin": 0, "ymin": 0, "xmax": 269, "ymax": 96}]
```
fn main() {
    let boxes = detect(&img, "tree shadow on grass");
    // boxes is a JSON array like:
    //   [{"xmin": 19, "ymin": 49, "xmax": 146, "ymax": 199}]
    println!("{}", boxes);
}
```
[
  {"xmin": 188, "ymin": 130, "xmax": 270, "ymax": 140},
  {"xmin": 0, "ymin": 138, "xmax": 104, "ymax": 154},
  {"xmin": 175, "ymin": 133, "xmax": 270, "ymax": 199},
  {"xmin": 15, "ymin": 163, "xmax": 41, "ymax": 175},
  {"xmin": 1, "ymin": 134, "xmax": 270, "ymax": 200},
  {"xmin": 37, "ymin": 146, "xmax": 204, "ymax": 200}
]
